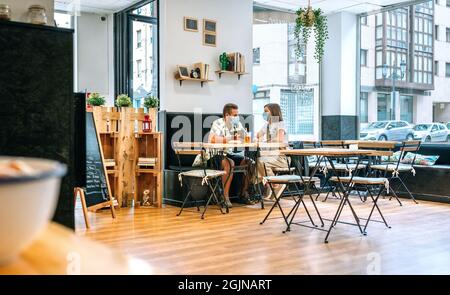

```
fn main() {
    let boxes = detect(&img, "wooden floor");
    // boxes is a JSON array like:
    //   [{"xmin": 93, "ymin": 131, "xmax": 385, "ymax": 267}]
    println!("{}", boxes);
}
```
[{"xmin": 76, "ymin": 196, "xmax": 450, "ymax": 275}]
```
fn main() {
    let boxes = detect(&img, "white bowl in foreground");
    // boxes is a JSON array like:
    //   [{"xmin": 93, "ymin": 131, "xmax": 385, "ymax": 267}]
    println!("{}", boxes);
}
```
[{"xmin": 0, "ymin": 157, "xmax": 66, "ymax": 265}]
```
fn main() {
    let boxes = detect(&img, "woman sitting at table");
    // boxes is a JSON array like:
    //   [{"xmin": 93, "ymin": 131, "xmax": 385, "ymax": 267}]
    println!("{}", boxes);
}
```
[{"xmin": 256, "ymin": 103, "xmax": 289, "ymax": 200}]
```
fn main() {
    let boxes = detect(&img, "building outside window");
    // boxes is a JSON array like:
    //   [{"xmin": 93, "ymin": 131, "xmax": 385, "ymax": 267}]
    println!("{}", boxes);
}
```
[
  {"xmin": 447, "ymin": 0, "xmax": 450, "ymax": 7},
  {"xmin": 360, "ymin": 92, "xmax": 368, "ymax": 123},
  {"xmin": 253, "ymin": 5, "xmax": 320, "ymax": 141},
  {"xmin": 129, "ymin": 1, "xmax": 158, "ymax": 103},
  {"xmin": 361, "ymin": 49, "xmax": 368, "ymax": 66},
  {"xmin": 358, "ymin": 0, "xmax": 450, "ymax": 131},
  {"xmin": 446, "ymin": 27, "xmax": 450, "ymax": 42}
]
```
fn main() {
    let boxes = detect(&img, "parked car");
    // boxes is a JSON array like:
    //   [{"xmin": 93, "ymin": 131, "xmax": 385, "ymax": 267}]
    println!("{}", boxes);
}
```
[
  {"xmin": 360, "ymin": 120, "xmax": 414, "ymax": 141},
  {"xmin": 447, "ymin": 122, "xmax": 450, "ymax": 130},
  {"xmin": 413, "ymin": 123, "xmax": 449, "ymax": 142}
]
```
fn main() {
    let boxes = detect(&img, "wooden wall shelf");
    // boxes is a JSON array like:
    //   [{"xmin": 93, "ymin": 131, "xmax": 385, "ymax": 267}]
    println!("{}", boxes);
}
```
[
  {"xmin": 175, "ymin": 76, "xmax": 213, "ymax": 87},
  {"xmin": 215, "ymin": 70, "xmax": 248, "ymax": 80}
]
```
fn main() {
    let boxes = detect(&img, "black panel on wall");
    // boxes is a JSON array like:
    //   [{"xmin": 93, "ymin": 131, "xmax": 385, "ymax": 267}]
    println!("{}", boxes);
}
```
[{"xmin": 0, "ymin": 20, "xmax": 75, "ymax": 229}]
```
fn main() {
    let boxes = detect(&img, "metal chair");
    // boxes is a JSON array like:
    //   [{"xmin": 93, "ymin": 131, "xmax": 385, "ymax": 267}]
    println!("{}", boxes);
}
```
[
  {"xmin": 329, "ymin": 175, "xmax": 391, "ymax": 233},
  {"xmin": 370, "ymin": 140, "xmax": 421, "ymax": 206},
  {"xmin": 259, "ymin": 148, "xmax": 323, "ymax": 230},
  {"xmin": 173, "ymin": 142, "xmax": 227, "ymax": 219}
]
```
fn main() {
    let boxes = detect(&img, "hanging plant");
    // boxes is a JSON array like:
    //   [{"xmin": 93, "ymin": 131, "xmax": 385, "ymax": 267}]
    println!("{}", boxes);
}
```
[{"xmin": 294, "ymin": 2, "xmax": 329, "ymax": 62}]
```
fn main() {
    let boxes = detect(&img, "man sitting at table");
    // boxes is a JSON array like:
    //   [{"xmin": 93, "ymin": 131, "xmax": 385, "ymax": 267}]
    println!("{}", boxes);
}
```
[{"xmin": 208, "ymin": 103, "xmax": 252, "ymax": 208}]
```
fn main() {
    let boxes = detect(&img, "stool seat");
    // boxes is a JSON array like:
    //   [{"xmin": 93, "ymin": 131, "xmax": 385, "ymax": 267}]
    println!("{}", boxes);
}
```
[
  {"xmin": 330, "ymin": 176, "xmax": 388, "ymax": 185},
  {"xmin": 370, "ymin": 164, "xmax": 413, "ymax": 172},
  {"xmin": 263, "ymin": 175, "xmax": 320, "ymax": 184},
  {"xmin": 179, "ymin": 169, "xmax": 226, "ymax": 179},
  {"xmin": 273, "ymin": 167, "xmax": 296, "ymax": 173}
]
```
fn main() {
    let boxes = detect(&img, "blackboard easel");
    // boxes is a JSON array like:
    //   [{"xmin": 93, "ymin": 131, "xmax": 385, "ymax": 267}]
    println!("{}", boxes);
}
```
[{"xmin": 85, "ymin": 111, "xmax": 116, "ymax": 218}]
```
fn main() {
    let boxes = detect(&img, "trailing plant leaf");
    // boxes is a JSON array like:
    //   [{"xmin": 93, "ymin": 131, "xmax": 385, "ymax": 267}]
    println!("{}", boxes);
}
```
[{"xmin": 294, "ymin": 7, "xmax": 329, "ymax": 62}]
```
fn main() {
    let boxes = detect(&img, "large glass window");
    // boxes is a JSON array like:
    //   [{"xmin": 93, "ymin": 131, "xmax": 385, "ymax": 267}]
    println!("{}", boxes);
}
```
[
  {"xmin": 253, "ymin": 6, "xmax": 319, "ymax": 141},
  {"xmin": 114, "ymin": 0, "xmax": 158, "ymax": 104},
  {"xmin": 130, "ymin": 1, "xmax": 158, "ymax": 106},
  {"xmin": 400, "ymin": 95, "xmax": 413, "ymax": 123}
]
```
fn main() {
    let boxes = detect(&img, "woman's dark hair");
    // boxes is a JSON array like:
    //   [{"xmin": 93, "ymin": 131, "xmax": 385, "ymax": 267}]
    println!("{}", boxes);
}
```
[{"xmin": 264, "ymin": 103, "xmax": 283, "ymax": 122}]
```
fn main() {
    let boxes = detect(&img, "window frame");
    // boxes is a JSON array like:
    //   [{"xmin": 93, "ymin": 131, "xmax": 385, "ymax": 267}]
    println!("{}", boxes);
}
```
[{"xmin": 114, "ymin": 0, "xmax": 159, "ymax": 101}]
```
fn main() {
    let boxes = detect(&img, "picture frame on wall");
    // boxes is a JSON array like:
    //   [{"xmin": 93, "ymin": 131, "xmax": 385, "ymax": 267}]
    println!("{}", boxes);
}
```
[
  {"xmin": 184, "ymin": 17, "xmax": 198, "ymax": 32},
  {"xmin": 177, "ymin": 65, "xmax": 190, "ymax": 78},
  {"xmin": 203, "ymin": 19, "xmax": 216, "ymax": 33},
  {"xmin": 203, "ymin": 33, "xmax": 216, "ymax": 47}
]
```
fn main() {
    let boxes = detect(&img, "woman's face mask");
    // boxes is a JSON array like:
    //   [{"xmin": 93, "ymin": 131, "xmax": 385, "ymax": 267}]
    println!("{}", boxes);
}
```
[{"xmin": 262, "ymin": 111, "xmax": 270, "ymax": 121}]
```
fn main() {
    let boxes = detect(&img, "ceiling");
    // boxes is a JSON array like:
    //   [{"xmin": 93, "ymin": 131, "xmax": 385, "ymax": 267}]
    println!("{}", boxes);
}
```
[
  {"xmin": 55, "ymin": 0, "xmax": 419, "ymax": 15},
  {"xmin": 253, "ymin": 0, "xmax": 419, "ymax": 14},
  {"xmin": 55, "ymin": 0, "xmax": 141, "ymax": 14}
]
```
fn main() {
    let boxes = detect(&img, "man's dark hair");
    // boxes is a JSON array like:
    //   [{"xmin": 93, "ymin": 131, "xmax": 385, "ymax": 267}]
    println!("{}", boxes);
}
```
[{"xmin": 223, "ymin": 103, "xmax": 238, "ymax": 117}]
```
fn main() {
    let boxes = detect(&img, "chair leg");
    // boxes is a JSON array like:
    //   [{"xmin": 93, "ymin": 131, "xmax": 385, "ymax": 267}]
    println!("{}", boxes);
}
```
[
  {"xmin": 388, "ymin": 178, "xmax": 403, "ymax": 206},
  {"xmin": 363, "ymin": 185, "xmax": 390, "ymax": 232},
  {"xmin": 177, "ymin": 190, "xmax": 192, "ymax": 216},
  {"xmin": 398, "ymin": 176, "xmax": 419, "ymax": 204}
]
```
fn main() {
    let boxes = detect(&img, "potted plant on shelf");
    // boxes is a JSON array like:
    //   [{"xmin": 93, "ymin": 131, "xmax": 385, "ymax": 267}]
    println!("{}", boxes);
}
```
[
  {"xmin": 294, "ymin": 0, "xmax": 329, "ymax": 62},
  {"xmin": 87, "ymin": 92, "xmax": 106, "ymax": 107},
  {"xmin": 143, "ymin": 95, "xmax": 159, "ymax": 110},
  {"xmin": 115, "ymin": 94, "xmax": 132, "ymax": 108},
  {"xmin": 143, "ymin": 95, "xmax": 159, "ymax": 131}
]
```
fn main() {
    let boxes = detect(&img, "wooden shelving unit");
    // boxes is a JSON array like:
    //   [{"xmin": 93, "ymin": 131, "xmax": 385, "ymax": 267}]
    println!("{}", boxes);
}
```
[
  {"xmin": 134, "ymin": 132, "xmax": 162, "ymax": 208},
  {"xmin": 215, "ymin": 70, "xmax": 248, "ymax": 80},
  {"xmin": 175, "ymin": 76, "xmax": 213, "ymax": 87}
]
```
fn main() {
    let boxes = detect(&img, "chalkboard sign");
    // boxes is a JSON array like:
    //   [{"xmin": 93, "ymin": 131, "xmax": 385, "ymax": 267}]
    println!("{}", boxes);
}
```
[{"xmin": 85, "ymin": 112, "xmax": 110, "ymax": 207}]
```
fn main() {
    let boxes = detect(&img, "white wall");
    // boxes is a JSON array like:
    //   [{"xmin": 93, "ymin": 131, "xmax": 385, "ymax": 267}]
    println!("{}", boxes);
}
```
[
  {"xmin": 160, "ymin": 0, "xmax": 253, "ymax": 114},
  {"xmin": 322, "ymin": 12, "xmax": 358, "ymax": 117},
  {"xmin": 76, "ymin": 13, "xmax": 115, "ymax": 105},
  {"xmin": 2, "ymin": 0, "xmax": 54, "ymax": 25}
]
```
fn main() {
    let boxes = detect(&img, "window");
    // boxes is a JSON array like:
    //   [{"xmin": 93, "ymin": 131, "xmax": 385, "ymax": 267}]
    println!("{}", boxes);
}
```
[
  {"xmin": 435, "ymin": 61, "xmax": 439, "ymax": 76},
  {"xmin": 136, "ymin": 59, "xmax": 142, "ymax": 77},
  {"xmin": 253, "ymin": 47, "xmax": 260, "ymax": 65},
  {"xmin": 435, "ymin": 25, "xmax": 439, "ymax": 40},
  {"xmin": 400, "ymin": 95, "xmax": 413, "ymax": 123},
  {"xmin": 361, "ymin": 16, "xmax": 367, "ymax": 25},
  {"xmin": 136, "ymin": 30, "xmax": 142, "ymax": 48},
  {"xmin": 253, "ymin": 5, "xmax": 319, "ymax": 140},
  {"xmin": 114, "ymin": 0, "xmax": 158, "ymax": 101},
  {"xmin": 361, "ymin": 49, "xmax": 368, "ymax": 67},
  {"xmin": 447, "ymin": 0, "xmax": 450, "ymax": 7},
  {"xmin": 447, "ymin": 28, "xmax": 450, "ymax": 42},
  {"xmin": 360, "ymin": 92, "xmax": 368, "ymax": 123},
  {"xmin": 432, "ymin": 124, "xmax": 439, "ymax": 132},
  {"xmin": 446, "ymin": 63, "xmax": 450, "ymax": 77},
  {"xmin": 377, "ymin": 94, "xmax": 391, "ymax": 121}
]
